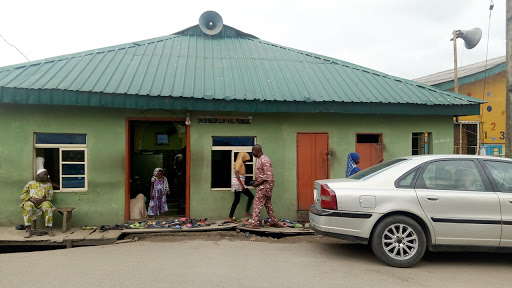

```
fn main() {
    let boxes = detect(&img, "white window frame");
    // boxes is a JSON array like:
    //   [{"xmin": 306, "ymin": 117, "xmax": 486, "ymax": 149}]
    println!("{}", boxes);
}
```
[
  {"xmin": 34, "ymin": 141, "xmax": 88, "ymax": 192},
  {"xmin": 211, "ymin": 137, "xmax": 256, "ymax": 190},
  {"xmin": 454, "ymin": 121, "xmax": 481, "ymax": 155}
]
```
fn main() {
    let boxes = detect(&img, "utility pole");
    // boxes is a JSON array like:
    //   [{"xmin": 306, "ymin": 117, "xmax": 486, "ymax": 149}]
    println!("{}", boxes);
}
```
[
  {"xmin": 507, "ymin": 0, "xmax": 512, "ymax": 158},
  {"xmin": 453, "ymin": 31, "xmax": 459, "ymax": 93}
]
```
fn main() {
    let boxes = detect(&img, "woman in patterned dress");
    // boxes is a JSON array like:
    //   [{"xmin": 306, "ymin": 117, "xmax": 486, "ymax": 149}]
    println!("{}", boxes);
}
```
[{"xmin": 148, "ymin": 168, "xmax": 169, "ymax": 219}]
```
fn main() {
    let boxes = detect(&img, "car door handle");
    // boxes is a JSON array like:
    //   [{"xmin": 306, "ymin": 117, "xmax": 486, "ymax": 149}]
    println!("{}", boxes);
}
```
[
  {"xmin": 425, "ymin": 196, "xmax": 439, "ymax": 201},
  {"xmin": 508, "ymin": 200, "xmax": 512, "ymax": 204}
]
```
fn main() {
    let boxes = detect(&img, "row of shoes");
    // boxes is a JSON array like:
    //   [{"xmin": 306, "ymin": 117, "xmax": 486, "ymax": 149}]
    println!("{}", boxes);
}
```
[
  {"xmin": 277, "ymin": 219, "xmax": 310, "ymax": 229},
  {"xmin": 98, "ymin": 224, "xmax": 124, "ymax": 232},
  {"xmin": 125, "ymin": 218, "xmax": 217, "ymax": 229},
  {"xmin": 178, "ymin": 218, "xmax": 216, "ymax": 227}
]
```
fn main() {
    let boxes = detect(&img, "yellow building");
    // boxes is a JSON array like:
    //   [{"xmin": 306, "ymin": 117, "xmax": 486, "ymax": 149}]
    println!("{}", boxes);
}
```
[{"xmin": 415, "ymin": 56, "xmax": 506, "ymax": 156}]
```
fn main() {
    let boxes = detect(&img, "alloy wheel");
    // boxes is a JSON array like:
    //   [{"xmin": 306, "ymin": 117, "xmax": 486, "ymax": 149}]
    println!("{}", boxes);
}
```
[{"xmin": 381, "ymin": 223, "xmax": 418, "ymax": 260}]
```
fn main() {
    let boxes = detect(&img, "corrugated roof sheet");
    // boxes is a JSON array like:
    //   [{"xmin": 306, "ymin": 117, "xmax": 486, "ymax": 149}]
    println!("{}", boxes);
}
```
[
  {"xmin": 0, "ymin": 24, "xmax": 484, "ymax": 113},
  {"xmin": 414, "ymin": 56, "xmax": 506, "ymax": 86}
]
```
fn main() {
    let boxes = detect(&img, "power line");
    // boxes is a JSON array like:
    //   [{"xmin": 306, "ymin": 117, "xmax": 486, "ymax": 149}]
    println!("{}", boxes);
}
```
[{"xmin": 0, "ymin": 34, "xmax": 30, "ymax": 62}]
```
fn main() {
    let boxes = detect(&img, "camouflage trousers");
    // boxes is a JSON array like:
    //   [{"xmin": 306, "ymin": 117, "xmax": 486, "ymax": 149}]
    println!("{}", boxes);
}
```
[{"xmin": 252, "ymin": 189, "xmax": 278, "ymax": 226}]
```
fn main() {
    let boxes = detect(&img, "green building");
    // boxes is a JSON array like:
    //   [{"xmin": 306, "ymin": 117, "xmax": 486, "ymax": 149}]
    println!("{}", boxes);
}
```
[{"xmin": 0, "ymin": 15, "xmax": 483, "ymax": 228}]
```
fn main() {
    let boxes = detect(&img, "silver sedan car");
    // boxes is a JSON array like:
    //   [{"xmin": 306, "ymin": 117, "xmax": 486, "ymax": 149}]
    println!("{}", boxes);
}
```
[{"xmin": 309, "ymin": 155, "xmax": 512, "ymax": 267}]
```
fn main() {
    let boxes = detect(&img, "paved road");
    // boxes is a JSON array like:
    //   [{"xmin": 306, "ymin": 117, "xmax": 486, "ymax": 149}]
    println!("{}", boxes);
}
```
[{"xmin": 1, "ymin": 233, "xmax": 511, "ymax": 288}]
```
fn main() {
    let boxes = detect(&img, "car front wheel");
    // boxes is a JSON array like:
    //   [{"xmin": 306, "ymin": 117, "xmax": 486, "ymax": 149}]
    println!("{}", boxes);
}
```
[{"xmin": 371, "ymin": 215, "xmax": 426, "ymax": 268}]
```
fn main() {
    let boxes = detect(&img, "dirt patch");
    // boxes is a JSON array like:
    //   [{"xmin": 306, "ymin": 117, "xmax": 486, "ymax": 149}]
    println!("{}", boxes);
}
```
[{"xmin": 125, "ymin": 230, "xmax": 345, "ymax": 244}]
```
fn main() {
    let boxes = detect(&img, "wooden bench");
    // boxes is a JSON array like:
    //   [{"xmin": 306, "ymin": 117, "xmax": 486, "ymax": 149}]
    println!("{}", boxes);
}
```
[{"xmin": 31, "ymin": 207, "xmax": 75, "ymax": 233}]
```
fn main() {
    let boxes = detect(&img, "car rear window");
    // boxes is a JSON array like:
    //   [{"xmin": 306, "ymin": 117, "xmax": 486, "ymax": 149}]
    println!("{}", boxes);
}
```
[{"xmin": 348, "ymin": 158, "xmax": 408, "ymax": 180}]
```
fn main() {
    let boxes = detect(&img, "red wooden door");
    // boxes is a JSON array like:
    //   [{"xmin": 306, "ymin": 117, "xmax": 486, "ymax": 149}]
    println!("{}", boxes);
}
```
[
  {"xmin": 297, "ymin": 133, "xmax": 329, "ymax": 210},
  {"xmin": 356, "ymin": 143, "xmax": 383, "ymax": 170}
]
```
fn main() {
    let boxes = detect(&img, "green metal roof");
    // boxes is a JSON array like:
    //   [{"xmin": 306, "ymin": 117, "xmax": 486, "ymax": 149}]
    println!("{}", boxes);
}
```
[{"xmin": 0, "ymin": 24, "xmax": 484, "ymax": 115}]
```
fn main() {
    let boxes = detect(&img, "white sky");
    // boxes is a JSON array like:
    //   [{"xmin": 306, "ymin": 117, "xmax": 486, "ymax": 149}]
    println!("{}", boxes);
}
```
[{"xmin": 0, "ymin": 0, "xmax": 505, "ymax": 79}]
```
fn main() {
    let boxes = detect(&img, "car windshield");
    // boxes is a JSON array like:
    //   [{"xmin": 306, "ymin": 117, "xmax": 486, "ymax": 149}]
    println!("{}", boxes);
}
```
[{"xmin": 348, "ymin": 158, "xmax": 408, "ymax": 180}]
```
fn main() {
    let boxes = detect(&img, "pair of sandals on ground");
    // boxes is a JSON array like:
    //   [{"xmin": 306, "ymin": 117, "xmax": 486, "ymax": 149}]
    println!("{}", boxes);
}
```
[
  {"xmin": 242, "ymin": 221, "xmax": 283, "ymax": 229},
  {"xmin": 16, "ymin": 224, "xmax": 54, "ymax": 238},
  {"xmin": 226, "ymin": 211, "xmax": 284, "ymax": 229}
]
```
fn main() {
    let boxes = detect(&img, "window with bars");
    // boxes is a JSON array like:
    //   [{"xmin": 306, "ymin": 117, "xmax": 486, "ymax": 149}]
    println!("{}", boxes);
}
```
[
  {"xmin": 453, "ymin": 122, "xmax": 479, "ymax": 155},
  {"xmin": 412, "ymin": 132, "xmax": 432, "ymax": 155},
  {"xmin": 211, "ymin": 136, "xmax": 256, "ymax": 190},
  {"xmin": 34, "ymin": 133, "xmax": 87, "ymax": 191}
]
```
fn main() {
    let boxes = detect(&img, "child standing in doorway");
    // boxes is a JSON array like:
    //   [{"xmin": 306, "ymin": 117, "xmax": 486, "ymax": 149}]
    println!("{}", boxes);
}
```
[{"xmin": 148, "ymin": 168, "xmax": 169, "ymax": 219}]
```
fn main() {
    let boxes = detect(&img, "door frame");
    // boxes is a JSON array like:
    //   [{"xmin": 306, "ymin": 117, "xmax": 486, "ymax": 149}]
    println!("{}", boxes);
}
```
[
  {"xmin": 296, "ymin": 132, "xmax": 330, "ymax": 211},
  {"xmin": 125, "ymin": 118, "xmax": 190, "ymax": 221}
]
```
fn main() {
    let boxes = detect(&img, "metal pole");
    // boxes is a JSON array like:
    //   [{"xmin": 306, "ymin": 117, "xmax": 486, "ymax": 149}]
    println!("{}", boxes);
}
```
[
  {"xmin": 506, "ymin": 0, "xmax": 512, "ymax": 158},
  {"xmin": 459, "ymin": 122, "xmax": 462, "ymax": 154},
  {"xmin": 453, "ymin": 30, "xmax": 459, "ymax": 94},
  {"xmin": 477, "ymin": 122, "xmax": 480, "ymax": 155}
]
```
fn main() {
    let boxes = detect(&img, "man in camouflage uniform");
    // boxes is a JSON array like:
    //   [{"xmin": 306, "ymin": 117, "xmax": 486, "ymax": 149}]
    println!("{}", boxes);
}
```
[{"xmin": 250, "ymin": 144, "xmax": 280, "ymax": 228}]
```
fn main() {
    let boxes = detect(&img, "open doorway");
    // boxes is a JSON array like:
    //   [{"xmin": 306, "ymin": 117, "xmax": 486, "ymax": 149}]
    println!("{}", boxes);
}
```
[
  {"xmin": 355, "ymin": 133, "xmax": 383, "ymax": 170},
  {"xmin": 127, "ymin": 119, "xmax": 188, "ymax": 220}
]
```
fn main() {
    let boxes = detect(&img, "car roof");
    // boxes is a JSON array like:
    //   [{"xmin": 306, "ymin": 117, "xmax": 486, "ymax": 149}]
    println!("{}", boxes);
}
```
[{"xmin": 398, "ymin": 154, "xmax": 512, "ymax": 161}]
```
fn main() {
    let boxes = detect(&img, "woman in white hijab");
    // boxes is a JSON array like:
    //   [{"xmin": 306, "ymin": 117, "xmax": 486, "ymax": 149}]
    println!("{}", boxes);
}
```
[{"xmin": 147, "ymin": 168, "xmax": 169, "ymax": 218}]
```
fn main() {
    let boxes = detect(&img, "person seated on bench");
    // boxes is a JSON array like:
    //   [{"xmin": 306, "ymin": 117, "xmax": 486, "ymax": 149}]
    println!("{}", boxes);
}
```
[{"xmin": 20, "ymin": 169, "xmax": 56, "ymax": 238}]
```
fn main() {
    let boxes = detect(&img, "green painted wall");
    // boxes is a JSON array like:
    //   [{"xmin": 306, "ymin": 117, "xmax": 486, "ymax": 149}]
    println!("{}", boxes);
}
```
[
  {"xmin": 0, "ymin": 104, "xmax": 454, "ymax": 227},
  {"xmin": 133, "ymin": 122, "xmax": 186, "ymax": 152},
  {"xmin": 0, "ymin": 104, "xmax": 185, "ymax": 227},
  {"xmin": 189, "ymin": 112, "xmax": 454, "ymax": 221}
]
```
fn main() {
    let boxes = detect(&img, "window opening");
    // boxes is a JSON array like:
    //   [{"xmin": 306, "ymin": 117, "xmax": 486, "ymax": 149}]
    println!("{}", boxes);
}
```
[
  {"xmin": 454, "ymin": 122, "xmax": 479, "ymax": 155},
  {"xmin": 421, "ymin": 160, "xmax": 485, "ymax": 191},
  {"xmin": 396, "ymin": 167, "xmax": 420, "ymax": 188},
  {"xmin": 211, "ymin": 136, "xmax": 256, "ymax": 189},
  {"xmin": 34, "ymin": 133, "xmax": 87, "ymax": 192},
  {"xmin": 156, "ymin": 133, "xmax": 169, "ymax": 145},
  {"xmin": 412, "ymin": 132, "xmax": 432, "ymax": 155},
  {"xmin": 356, "ymin": 134, "xmax": 380, "ymax": 143},
  {"xmin": 483, "ymin": 161, "xmax": 512, "ymax": 192},
  {"xmin": 349, "ymin": 158, "xmax": 407, "ymax": 180}
]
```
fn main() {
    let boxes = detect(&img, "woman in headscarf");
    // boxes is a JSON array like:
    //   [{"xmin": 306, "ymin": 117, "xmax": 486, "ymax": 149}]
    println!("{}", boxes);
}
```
[
  {"xmin": 148, "ymin": 168, "xmax": 169, "ymax": 218},
  {"xmin": 227, "ymin": 152, "xmax": 254, "ymax": 222},
  {"xmin": 346, "ymin": 152, "xmax": 361, "ymax": 177}
]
